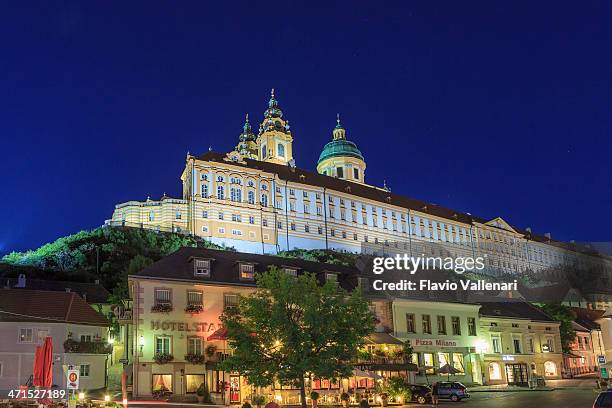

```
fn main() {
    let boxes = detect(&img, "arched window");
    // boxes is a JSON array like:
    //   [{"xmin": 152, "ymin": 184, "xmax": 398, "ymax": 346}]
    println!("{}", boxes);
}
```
[
  {"xmin": 261, "ymin": 194, "xmax": 268, "ymax": 207},
  {"xmin": 201, "ymin": 184, "xmax": 208, "ymax": 198},
  {"xmin": 544, "ymin": 361, "xmax": 557, "ymax": 377},
  {"xmin": 277, "ymin": 143, "xmax": 285, "ymax": 158},
  {"xmin": 247, "ymin": 191, "xmax": 255, "ymax": 205},
  {"xmin": 149, "ymin": 211, "xmax": 155, "ymax": 222},
  {"xmin": 217, "ymin": 185, "xmax": 225, "ymax": 200},
  {"xmin": 488, "ymin": 362, "xmax": 502, "ymax": 380},
  {"xmin": 262, "ymin": 145, "xmax": 267, "ymax": 159}
]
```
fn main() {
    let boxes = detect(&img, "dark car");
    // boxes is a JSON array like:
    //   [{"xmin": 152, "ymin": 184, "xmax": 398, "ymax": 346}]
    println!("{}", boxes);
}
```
[
  {"xmin": 436, "ymin": 381, "xmax": 470, "ymax": 402},
  {"xmin": 594, "ymin": 391, "xmax": 612, "ymax": 408},
  {"xmin": 407, "ymin": 384, "xmax": 432, "ymax": 404}
]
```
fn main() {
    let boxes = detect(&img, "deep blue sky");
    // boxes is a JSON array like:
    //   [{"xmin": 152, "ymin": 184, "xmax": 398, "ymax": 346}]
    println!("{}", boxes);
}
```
[{"xmin": 2, "ymin": 1, "xmax": 611, "ymax": 255}]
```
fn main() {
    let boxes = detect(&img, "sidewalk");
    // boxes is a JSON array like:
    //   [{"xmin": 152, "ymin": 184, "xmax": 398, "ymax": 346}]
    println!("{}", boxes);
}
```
[{"xmin": 469, "ymin": 378, "xmax": 600, "ymax": 392}]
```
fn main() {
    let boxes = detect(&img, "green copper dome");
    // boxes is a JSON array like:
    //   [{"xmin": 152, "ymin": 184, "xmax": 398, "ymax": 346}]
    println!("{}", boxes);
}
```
[{"xmin": 317, "ymin": 139, "xmax": 365, "ymax": 164}]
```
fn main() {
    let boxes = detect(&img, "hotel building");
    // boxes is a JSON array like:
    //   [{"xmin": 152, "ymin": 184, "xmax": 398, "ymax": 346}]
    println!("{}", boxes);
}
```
[{"xmin": 108, "ymin": 90, "xmax": 612, "ymax": 293}]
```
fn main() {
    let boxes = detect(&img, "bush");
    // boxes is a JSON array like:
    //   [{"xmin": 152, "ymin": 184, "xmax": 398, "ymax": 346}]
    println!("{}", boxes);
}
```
[
  {"xmin": 341, "ymin": 392, "xmax": 350, "ymax": 401},
  {"xmin": 252, "ymin": 395, "xmax": 266, "ymax": 406},
  {"xmin": 310, "ymin": 391, "xmax": 320, "ymax": 401},
  {"xmin": 242, "ymin": 402, "xmax": 252, "ymax": 408},
  {"xmin": 153, "ymin": 353, "xmax": 174, "ymax": 364},
  {"xmin": 359, "ymin": 399, "xmax": 370, "ymax": 408}
]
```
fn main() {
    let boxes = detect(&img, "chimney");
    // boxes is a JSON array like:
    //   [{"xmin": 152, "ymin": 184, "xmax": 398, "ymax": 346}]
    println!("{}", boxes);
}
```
[{"xmin": 15, "ymin": 274, "xmax": 26, "ymax": 288}]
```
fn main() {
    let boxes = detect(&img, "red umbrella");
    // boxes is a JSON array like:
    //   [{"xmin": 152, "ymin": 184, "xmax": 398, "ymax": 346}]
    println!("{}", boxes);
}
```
[
  {"xmin": 33, "ymin": 345, "xmax": 44, "ymax": 386},
  {"xmin": 41, "ymin": 336, "xmax": 53, "ymax": 387}
]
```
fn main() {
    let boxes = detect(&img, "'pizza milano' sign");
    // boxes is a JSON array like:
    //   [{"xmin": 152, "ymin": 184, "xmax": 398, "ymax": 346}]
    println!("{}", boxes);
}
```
[
  {"xmin": 151, "ymin": 320, "xmax": 218, "ymax": 333},
  {"xmin": 413, "ymin": 338, "xmax": 460, "ymax": 347}
]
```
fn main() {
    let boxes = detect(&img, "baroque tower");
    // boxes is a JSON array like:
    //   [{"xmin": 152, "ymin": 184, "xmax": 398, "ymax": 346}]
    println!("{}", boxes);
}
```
[
  {"xmin": 317, "ymin": 114, "xmax": 366, "ymax": 184},
  {"xmin": 235, "ymin": 114, "xmax": 257, "ymax": 159},
  {"xmin": 255, "ymin": 89, "xmax": 294, "ymax": 165}
]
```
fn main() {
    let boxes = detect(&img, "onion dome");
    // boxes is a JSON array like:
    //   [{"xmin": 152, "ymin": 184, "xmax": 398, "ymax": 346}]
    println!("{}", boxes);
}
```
[
  {"xmin": 317, "ymin": 114, "xmax": 365, "ymax": 165},
  {"xmin": 238, "ymin": 114, "xmax": 255, "ymax": 143},
  {"xmin": 264, "ymin": 88, "xmax": 283, "ymax": 118}
]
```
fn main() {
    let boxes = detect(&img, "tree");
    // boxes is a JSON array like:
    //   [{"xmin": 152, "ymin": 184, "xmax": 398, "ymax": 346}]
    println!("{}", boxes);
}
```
[
  {"xmin": 537, "ymin": 303, "xmax": 576, "ymax": 353},
  {"xmin": 220, "ymin": 267, "xmax": 374, "ymax": 408}
]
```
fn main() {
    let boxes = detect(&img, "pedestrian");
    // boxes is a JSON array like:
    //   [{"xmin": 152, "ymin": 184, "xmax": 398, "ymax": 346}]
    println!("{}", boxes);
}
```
[{"xmin": 431, "ymin": 381, "xmax": 439, "ymax": 407}]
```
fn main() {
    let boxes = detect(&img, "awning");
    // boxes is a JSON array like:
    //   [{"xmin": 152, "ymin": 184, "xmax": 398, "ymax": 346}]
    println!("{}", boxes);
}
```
[
  {"xmin": 365, "ymin": 332, "xmax": 404, "ymax": 345},
  {"xmin": 353, "ymin": 368, "xmax": 383, "ymax": 379},
  {"xmin": 207, "ymin": 327, "xmax": 228, "ymax": 341},
  {"xmin": 563, "ymin": 352, "xmax": 583, "ymax": 359}
]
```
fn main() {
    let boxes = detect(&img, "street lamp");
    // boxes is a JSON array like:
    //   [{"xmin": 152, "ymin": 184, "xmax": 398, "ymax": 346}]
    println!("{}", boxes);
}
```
[{"xmin": 139, "ymin": 335, "xmax": 145, "ymax": 353}]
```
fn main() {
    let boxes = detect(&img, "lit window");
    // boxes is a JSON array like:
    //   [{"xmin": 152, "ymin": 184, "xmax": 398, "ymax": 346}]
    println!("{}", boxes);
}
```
[
  {"xmin": 489, "ymin": 362, "xmax": 502, "ymax": 380},
  {"xmin": 544, "ymin": 361, "xmax": 557, "ymax": 377},
  {"xmin": 239, "ymin": 263, "xmax": 255, "ymax": 280},
  {"xmin": 19, "ymin": 328, "xmax": 33, "ymax": 343},
  {"xmin": 155, "ymin": 336, "xmax": 171, "ymax": 355},
  {"xmin": 277, "ymin": 143, "xmax": 285, "ymax": 158}
]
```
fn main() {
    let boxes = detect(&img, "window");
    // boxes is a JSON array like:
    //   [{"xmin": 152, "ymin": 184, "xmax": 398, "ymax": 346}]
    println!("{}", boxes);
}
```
[
  {"xmin": 217, "ymin": 185, "xmax": 225, "ymax": 200},
  {"xmin": 422, "ymin": 353, "xmax": 434, "ymax": 374},
  {"xmin": 527, "ymin": 337, "xmax": 534, "ymax": 353},
  {"xmin": 154, "ymin": 289, "xmax": 171, "ymax": 306},
  {"xmin": 316, "ymin": 206, "xmax": 322, "ymax": 216},
  {"xmin": 438, "ymin": 352, "xmax": 450, "ymax": 368},
  {"xmin": 231, "ymin": 214, "xmax": 241, "ymax": 222},
  {"xmin": 249, "ymin": 216, "xmax": 255, "ymax": 224},
  {"xmin": 277, "ymin": 143, "xmax": 285, "ymax": 157},
  {"xmin": 277, "ymin": 221, "xmax": 283, "ymax": 229},
  {"xmin": 406, "ymin": 314, "xmax": 416, "ymax": 333},
  {"xmin": 305, "ymin": 225, "xmax": 310, "ymax": 233},
  {"xmin": 80, "ymin": 334, "xmax": 92, "ymax": 342},
  {"xmin": 290, "ymin": 223, "xmax": 296, "ymax": 231},
  {"xmin": 262, "ymin": 219, "xmax": 268, "ymax": 227},
  {"xmin": 79, "ymin": 364, "xmax": 90, "ymax": 377},
  {"xmin": 513, "ymin": 338, "xmax": 522, "ymax": 354},
  {"xmin": 422, "ymin": 315, "xmax": 432, "ymax": 334},
  {"xmin": 194, "ymin": 259, "xmax": 210, "ymax": 277},
  {"xmin": 492, "ymin": 335, "xmax": 501, "ymax": 353},
  {"xmin": 218, "ymin": 212, "xmax": 224, "ymax": 220},
  {"xmin": 318, "ymin": 226, "xmax": 323, "ymax": 235},
  {"xmin": 19, "ymin": 328, "xmax": 33, "ymax": 343},
  {"xmin": 467, "ymin": 317, "xmax": 477, "ymax": 336},
  {"xmin": 239, "ymin": 263, "xmax": 255, "ymax": 280},
  {"xmin": 187, "ymin": 290, "xmax": 203, "ymax": 306},
  {"xmin": 202, "ymin": 210, "xmax": 208, "ymax": 218},
  {"xmin": 262, "ymin": 145, "xmax": 267, "ymax": 159},
  {"xmin": 155, "ymin": 336, "xmax": 171, "ymax": 355},
  {"xmin": 149, "ymin": 211, "xmax": 155, "ymax": 222},
  {"xmin": 37, "ymin": 329, "xmax": 49, "ymax": 344},
  {"xmin": 353, "ymin": 168, "xmax": 359, "ymax": 179},
  {"xmin": 284, "ymin": 268, "xmax": 298, "ymax": 276},
  {"xmin": 175, "ymin": 210, "xmax": 181, "ymax": 220},
  {"xmin": 224, "ymin": 294, "xmax": 239, "ymax": 309},
  {"xmin": 437, "ymin": 316, "xmax": 447, "ymax": 335},
  {"xmin": 326, "ymin": 273, "xmax": 338, "ymax": 284},
  {"xmin": 544, "ymin": 361, "xmax": 557, "ymax": 377},
  {"xmin": 489, "ymin": 362, "xmax": 502, "ymax": 380},
  {"xmin": 289, "ymin": 188, "xmax": 295, "ymax": 196},
  {"xmin": 545, "ymin": 337, "xmax": 554, "ymax": 352},
  {"xmin": 336, "ymin": 167, "xmax": 344, "ymax": 178},
  {"xmin": 201, "ymin": 184, "xmax": 209, "ymax": 198},
  {"xmin": 304, "ymin": 204, "xmax": 310, "ymax": 213},
  {"xmin": 452, "ymin": 353, "xmax": 465, "ymax": 373},
  {"xmin": 451, "ymin": 316, "xmax": 461, "ymax": 335},
  {"xmin": 230, "ymin": 188, "xmax": 242, "ymax": 202},
  {"xmin": 261, "ymin": 194, "xmax": 268, "ymax": 207},
  {"xmin": 247, "ymin": 191, "xmax": 255, "ymax": 204},
  {"xmin": 187, "ymin": 337, "xmax": 203, "ymax": 355}
]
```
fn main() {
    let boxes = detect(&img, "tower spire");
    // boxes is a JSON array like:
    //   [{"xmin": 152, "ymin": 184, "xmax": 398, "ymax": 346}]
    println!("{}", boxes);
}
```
[{"xmin": 332, "ymin": 114, "xmax": 346, "ymax": 140}]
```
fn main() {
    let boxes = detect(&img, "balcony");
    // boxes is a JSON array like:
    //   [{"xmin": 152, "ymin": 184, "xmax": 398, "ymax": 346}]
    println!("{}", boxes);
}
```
[{"xmin": 64, "ymin": 339, "xmax": 112, "ymax": 354}]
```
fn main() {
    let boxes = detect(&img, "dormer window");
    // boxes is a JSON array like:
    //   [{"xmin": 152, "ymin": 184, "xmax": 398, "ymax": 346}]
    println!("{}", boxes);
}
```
[
  {"xmin": 325, "ymin": 273, "xmax": 338, "ymax": 285},
  {"xmin": 194, "ymin": 259, "xmax": 211, "ymax": 277},
  {"xmin": 239, "ymin": 263, "xmax": 255, "ymax": 280},
  {"xmin": 283, "ymin": 267, "xmax": 298, "ymax": 276}
]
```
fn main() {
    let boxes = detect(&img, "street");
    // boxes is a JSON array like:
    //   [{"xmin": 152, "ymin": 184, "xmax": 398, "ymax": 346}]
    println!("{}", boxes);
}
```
[{"xmin": 127, "ymin": 388, "xmax": 601, "ymax": 408}]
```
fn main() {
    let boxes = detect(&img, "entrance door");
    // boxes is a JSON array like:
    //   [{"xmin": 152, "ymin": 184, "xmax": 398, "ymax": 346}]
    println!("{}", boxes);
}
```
[
  {"xmin": 229, "ymin": 375, "xmax": 240, "ymax": 403},
  {"xmin": 505, "ymin": 364, "xmax": 528, "ymax": 386}
]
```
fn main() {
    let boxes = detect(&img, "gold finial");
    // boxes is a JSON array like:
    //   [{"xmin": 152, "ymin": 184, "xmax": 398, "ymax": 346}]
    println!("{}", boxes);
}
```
[
  {"xmin": 245, "ymin": 113, "xmax": 249, "ymax": 122},
  {"xmin": 271, "ymin": 88, "xmax": 275, "ymax": 98},
  {"xmin": 337, "ymin": 113, "xmax": 340, "ymax": 124}
]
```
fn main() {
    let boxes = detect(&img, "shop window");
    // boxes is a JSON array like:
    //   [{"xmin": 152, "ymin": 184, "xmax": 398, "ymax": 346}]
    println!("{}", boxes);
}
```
[
  {"xmin": 452, "ymin": 353, "xmax": 465, "ymax": 373},
  {"xmin": 152, "ymin": 374, "xmax": 173, "ymax": 392},
  {"xmin": 422, "ymin": 353, "xmax": 435, "ymax": 374},
  {"xmin": 438, "ymin": 352, "xmax": 451, "ymax": 368},
  {"xmin": 544, "ymin": 361, "xmax": 557, "ymax": 377},
  {"xmin": 186, "ymin": 374, "xmax": 205, "ymax": 393},
  {"xmin": 489, "ymin": 362, "xmax": 502, "ymax": 380}
]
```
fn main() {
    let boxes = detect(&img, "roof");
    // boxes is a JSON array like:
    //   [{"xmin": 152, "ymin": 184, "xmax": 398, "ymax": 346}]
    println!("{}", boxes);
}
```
[
  {"xmin": 131, "ymin": 247, "xmax": 361, "ymax": 290},
  {"xmin": 196, "ymin": 151, "xmax": 605, "ymax": 258},
  {"xmin": 3, "ymin": 278, "xmax": 110, "ymax": 304},
  {"xmin": 0, "ymin": 289, "xmax": 109, "ymax": 326},
  {"xmin": 478, "ymin": 301, "xmax": 557, "ymax": 322},
  {"xmin": 366, "ymin": 332, "xmax": 404, "ymax": 345},
  {"xmin": 570, "ymin": 307, "xmax": 604, "ymax": 331},
  {"xmin": 318, "ymin": 139, "xmax": 364, "ymax": 164}
]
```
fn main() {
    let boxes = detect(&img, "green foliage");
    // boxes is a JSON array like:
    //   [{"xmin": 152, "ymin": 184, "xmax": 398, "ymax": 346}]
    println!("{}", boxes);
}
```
[
  {"xmin": 242, "ymin": 402, "xmax": 252, "ymax": 408},
  {"xmin": 196, "ymin": 383, "xmax": 210, "ymax": 401},
  {"xmin": 340, "ymin": 392, "xmax": 350, "ymax": 401},
  {"xmin": 276, "ymin": 249, "xmax": 358, "ymax": 266},
  {"xmin": 1, "ymin": 226, "xmax": 229, "ymax": 301},
  {"xmin": 536, "ymin": 303, "xmax": 576, "ymax": 353},
  {"xmin": 220, "ymin": 267, "xmax": 374, "ymax": 408},
  {"xmin": 384, "ymin": 377, "xmax": 412, "ymax": 402},
  {"xmin": 359, "ymin": 399, "xmax": 370, "ymax": 408},
  {"xmin": 153, "ymin": 353, "xmax": 174, "ymax": 364},
  {"xmin": 252, "ymin": 395, "xmax": 266, "ymax": 405},
  {"xmin": 309, "ymin": 391, "xmax": 319, "ymax": 401}
]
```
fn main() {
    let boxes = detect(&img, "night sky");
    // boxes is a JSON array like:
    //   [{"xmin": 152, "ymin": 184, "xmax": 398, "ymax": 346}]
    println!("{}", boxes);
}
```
[{"xmin": 2, "ymin": 1, "xmax": 611, "ymax": 255}]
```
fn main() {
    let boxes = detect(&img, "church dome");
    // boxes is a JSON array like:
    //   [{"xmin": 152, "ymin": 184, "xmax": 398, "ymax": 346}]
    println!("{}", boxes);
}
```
[{"xmin": 317, "ymin": 139, "xmax": 364, "ymax": 165}]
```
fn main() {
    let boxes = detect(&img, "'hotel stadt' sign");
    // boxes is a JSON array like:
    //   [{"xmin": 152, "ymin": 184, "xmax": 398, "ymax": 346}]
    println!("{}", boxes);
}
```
[{"xmin": 151, "ymin": 320, "xmax": 218, "ymax": 332}]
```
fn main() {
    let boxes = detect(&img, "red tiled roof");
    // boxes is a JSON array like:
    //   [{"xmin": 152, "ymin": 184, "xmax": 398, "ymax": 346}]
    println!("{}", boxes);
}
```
[{"xmin": 0, "ymin": 289, "xmax": 109, "ymax": 326}]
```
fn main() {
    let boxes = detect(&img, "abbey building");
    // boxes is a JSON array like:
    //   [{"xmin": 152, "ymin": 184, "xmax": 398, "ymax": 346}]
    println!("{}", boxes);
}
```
[{"xmin": 108, "ymin": 90, "xmax": 612, "ymax": 285}]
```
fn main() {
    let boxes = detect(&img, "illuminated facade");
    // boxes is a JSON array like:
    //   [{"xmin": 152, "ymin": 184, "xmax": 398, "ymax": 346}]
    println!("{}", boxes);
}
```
[{"xmin": 109, "ymin": 90, "xmax": 612, "ymax": 282}]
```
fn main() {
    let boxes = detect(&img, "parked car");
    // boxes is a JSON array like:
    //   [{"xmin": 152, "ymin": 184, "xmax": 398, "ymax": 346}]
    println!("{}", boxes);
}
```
[
  {"xmin": 436, "ymin": 381, "xmax": 469, "ymax": 402},
  {"xmin": 593, "ymin": 391, "xmax": 612, "ymax": 408},
  {"xmin": 407, "ymin": 384, "xmax": 431, "ymax": 404}
]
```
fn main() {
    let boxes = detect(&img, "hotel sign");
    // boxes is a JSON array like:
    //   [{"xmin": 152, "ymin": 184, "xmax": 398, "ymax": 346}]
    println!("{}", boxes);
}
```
[
  {"xmin": 150, "ymin": 320, "xmax": 218, "ymax": 332},
  {"xmin": 413, "ymin": 338, "xmax": 460, "ymax": 347}
]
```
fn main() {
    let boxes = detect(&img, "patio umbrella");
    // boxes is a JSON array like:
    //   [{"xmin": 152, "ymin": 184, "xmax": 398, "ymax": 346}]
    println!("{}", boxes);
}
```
[
  {"xmin": 42, "ymin": 336, "xmax": 53, "ymax": 387},
  {"xmin": 33, "ymin": 345, "xmax": 44, "ymax": 386},
  {"xmin": 438, "ymin": 364, "xmax": 460, "ymax": 380}
]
